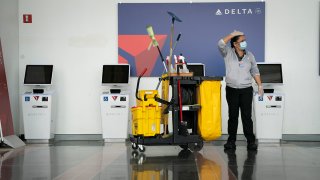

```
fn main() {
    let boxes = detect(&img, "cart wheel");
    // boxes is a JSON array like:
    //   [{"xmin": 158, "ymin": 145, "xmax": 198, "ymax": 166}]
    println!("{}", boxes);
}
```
[
  {"xmin": 179, "ymin": 144, "xmax": 188, "ymax": 150},
  {"xmin": 178, "ymin": 149, "xmax": 192, "ymax": 159},
  {"xmin": 138, "ymin": 145, "xmax": 146, "ymax": 152},
  {"xmin": 188, "ymin": 141, "xmax": 204, "ymax": 152},
  {"xmin": 137, "ymin": 153, "xmax": 146, "ymax": 165},
  {"xmin": 155, "ymin": 134, "xmax": 162, "ymax": 139},
  {"xmin": 131, "ymin": 150, "xmax": 139, "ymax": 159},
  {"xmin": 132, "ymin": 143, "xmax": 138, "ymax": 150}
]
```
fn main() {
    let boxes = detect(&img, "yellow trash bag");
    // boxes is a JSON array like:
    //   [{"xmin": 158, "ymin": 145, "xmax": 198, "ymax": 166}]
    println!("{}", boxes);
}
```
[
  {"xmin": 197, "ymin": 80, "xmax": 222, "ymax": 141},
  {"xmin": 161, "ymin": 74, "xmax": 169, "ymax": 125}
]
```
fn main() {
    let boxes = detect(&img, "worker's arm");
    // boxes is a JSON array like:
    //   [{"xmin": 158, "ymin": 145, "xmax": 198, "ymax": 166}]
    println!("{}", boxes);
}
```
[
  {"xmin": 254, "ymin": 75, "xmax": 264, "ymax": 96},
  {"xmin": 223, "ymin": 31, "xmax": 244, "ymax": 44}
]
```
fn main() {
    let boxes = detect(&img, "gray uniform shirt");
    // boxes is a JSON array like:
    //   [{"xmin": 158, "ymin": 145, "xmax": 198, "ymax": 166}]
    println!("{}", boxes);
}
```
[{"xmin": 218, "ymin": 39, "xmax": 260, "ymax": 89}]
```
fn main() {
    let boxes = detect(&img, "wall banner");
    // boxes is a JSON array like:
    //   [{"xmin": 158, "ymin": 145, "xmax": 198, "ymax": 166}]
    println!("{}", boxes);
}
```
[
  {"xmin": 118, "ymin": 2, "xmax": 265, "ymax": 77},
  {"xmin": 0, "ymin": 39, "xmax": 14, "ymax": 137}
]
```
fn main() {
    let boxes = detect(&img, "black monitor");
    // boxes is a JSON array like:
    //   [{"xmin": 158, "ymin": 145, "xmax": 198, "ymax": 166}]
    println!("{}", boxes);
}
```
[
  {"xmin": 257, "ymin": 63, "xmax": 283, "ymax": 84},
  {"xmin": 24, "ymin": 65, "xmax": 53, "ymax": 85},
  {"xmin": 187, "ymin": 63, "xmax": 205, "ymax": 76},
  {"xmin": 102, "ymin": 64, "xmax": 130, "ymax": 86}
]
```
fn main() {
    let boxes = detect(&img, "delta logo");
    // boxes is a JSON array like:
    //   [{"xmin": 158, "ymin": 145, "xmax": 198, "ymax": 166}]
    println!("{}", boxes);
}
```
[
  {"xmin": 112, "ymin": 96, "xmax": 118, "ymax": 101},
  {"xmin": 215, "ymin": 8, "xmax": 262, "ymax": 16},
  {"xmin": 33, "ymin": 96, "xmax": 40, "ymax": 101}
]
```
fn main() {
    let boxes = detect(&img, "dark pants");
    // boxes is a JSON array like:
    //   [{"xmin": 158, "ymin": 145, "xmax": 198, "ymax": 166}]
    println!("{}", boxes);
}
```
[{"xmin": 226, "ymin": 86, "xmax": 255, "ymax": 143}]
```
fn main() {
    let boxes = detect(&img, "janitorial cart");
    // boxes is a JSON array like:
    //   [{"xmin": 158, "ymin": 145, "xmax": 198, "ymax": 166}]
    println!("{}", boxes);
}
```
[{"xmin": 130, "ymin": 69, "xmax": 222, "ymax": 152}]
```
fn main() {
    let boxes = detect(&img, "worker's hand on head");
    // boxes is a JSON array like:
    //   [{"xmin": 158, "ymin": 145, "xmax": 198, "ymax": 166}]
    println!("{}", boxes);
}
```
[
  {"xmin": 230, "ymin": 30, "xmax": 244, "ymax": 37},
  {"xmin": 258, "ymin": 85, "xmax": 264, "ymax": 96}
]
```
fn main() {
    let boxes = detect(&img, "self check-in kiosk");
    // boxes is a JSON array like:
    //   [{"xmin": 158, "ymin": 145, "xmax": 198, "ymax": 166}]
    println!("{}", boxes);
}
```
[
  {"xmin": 254, "ymin": 63, "xmax": 284, "ymax": 143},
  {"xmin": 22, "ymin": 65, "xmax": 55, "ymax": 143},
  {"xmin": 100, "ymin": 64, "xmax": 130, "ymax": 142}
]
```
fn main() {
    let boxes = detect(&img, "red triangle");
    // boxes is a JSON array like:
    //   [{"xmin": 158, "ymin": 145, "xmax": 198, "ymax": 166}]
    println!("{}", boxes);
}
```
[
  {"xmin": 119, "ymin": 35, "xmax": 167, "ymax": 56},
  {"xmin": 118, "ymin": 55, "xmax": 128, "ymax": 64},
  {"xmin": 118, "ymin": 35, "xmax": 167, "ymax": 76}
]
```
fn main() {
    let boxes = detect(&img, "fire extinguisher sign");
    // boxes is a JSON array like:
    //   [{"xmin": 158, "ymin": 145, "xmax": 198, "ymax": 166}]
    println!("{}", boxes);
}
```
[{"xmin": 23, "ymin": 14, "xmax": 32, "ymax": 23}]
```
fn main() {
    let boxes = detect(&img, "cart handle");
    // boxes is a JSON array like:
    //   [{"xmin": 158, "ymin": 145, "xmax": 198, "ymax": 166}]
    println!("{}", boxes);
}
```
[{"xmin": 135, "ymin": 68, "xmax": 148, "ymax": 101}]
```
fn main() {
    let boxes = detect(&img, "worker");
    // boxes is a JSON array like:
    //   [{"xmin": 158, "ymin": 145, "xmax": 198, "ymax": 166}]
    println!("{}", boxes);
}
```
[{"xmin": 218, "ymin": 30, "xmax": 263, "ymax": 151}]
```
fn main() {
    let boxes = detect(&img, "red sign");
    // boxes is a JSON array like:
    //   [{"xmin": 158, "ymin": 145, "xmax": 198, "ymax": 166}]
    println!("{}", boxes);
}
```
[
  {"xmin": 267, "ymin": 96, "xmax": 273, "ymax": 101},
  {"xmin": 23, "ymin": 14, "xmax": 32, "ymax": 23},
  {"xmin": 33, "ymin": 96, "xmax": 40, "ymax": 101},
  {"xmin": 112, "ymin": 96, "xmax": 118, "ymax": 101}
]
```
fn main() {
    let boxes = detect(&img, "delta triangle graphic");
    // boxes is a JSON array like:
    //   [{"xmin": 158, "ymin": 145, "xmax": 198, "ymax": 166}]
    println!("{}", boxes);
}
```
[{"xmin": 118, "ymin": 35, "xmax": 167, "ymax": 76}]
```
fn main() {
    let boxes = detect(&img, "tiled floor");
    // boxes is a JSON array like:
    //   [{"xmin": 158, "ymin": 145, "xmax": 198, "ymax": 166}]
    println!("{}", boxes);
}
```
[{"xmin": 0, "ymin": 141, "xmax": 320, "ymax": 180}]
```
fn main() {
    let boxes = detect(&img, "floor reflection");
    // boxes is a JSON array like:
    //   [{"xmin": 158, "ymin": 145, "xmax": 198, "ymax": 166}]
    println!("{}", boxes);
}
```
[
  {"xmin": 195, "ymin": 151, "xmax": 221, "ymax": 180},
  {"xmin": 130, "ymin": 149, "xmax": 221, "ymax": 180},
  {"xmin": 0, "ymin": 150, "xmax": 15, "ymax": 180},
  {"xmin": 1, "ymin": 141, "xmax": 320, "ymax": 180},
  {"xmin": 224, "ymin": 149, "xmax": 257, "ymax": 180}
]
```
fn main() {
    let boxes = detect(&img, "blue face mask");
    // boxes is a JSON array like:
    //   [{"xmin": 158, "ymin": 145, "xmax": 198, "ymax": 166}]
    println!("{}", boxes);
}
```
[{"xmin": 239, "ymin": 41, "xmax": 247, "ymax": 50}]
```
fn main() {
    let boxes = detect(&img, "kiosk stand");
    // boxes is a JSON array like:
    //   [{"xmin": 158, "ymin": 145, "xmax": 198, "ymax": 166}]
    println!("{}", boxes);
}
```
[
  {"xmin": 100, "ymin": 92, "xmax": 129, "ymax": 142},
  {"xmin": 254, "ymin": 93, "xmax": 284, "ymax": 143},
  {"xmin": 22, "ymin": 92, "xmax": 55, "ymax": 143}
]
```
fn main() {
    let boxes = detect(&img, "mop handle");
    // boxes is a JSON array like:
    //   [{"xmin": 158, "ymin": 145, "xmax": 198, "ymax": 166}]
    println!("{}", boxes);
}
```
[
  {"xmin": 168, "ymin": 23, "xmax": 174, "ymax": 75},
  {"xmin": 172, "ymin": 33, "xmax": 181, "ymax": 52},
  {"xmin": 135, "ymin": 68, "xmax": 148, "ymax": 101}
]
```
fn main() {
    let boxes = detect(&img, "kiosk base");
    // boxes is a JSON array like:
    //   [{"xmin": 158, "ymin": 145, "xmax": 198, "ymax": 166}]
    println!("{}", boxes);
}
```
[
  {"xmin": 2, "ymin": 135, "xmax": 25, "ymax": 148},
  {"xmin": 26, "ymin": 139, "xmax": 53, "ymax": 144},
  {"xmin": 104, "ymin": 138, "xmax": 126, "ymax": 143},
  {"xmin": 258, "ymin": 139, "xmax": 281, "ymax": 144}
]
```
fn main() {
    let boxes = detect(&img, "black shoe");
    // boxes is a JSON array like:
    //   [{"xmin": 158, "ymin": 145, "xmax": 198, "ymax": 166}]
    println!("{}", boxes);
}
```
[
  {"xmin": 224, "ymin": 148, "xmax": 236, "ymax": 154},
  {"xmin": 224, "ymin": 141, "xmax": 236, "ymax": 150},
  {"xmin": 247, "ymin": 142, "xmax": 258, "ymax": 151}
]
